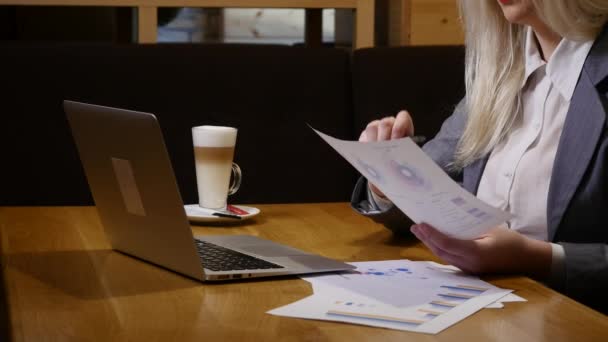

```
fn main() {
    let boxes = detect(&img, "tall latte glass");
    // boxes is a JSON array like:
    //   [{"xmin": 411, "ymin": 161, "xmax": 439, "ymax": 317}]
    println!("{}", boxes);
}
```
[{"xmin": 192, "ymin": 126, "xmax": 242, "ymax": 210}]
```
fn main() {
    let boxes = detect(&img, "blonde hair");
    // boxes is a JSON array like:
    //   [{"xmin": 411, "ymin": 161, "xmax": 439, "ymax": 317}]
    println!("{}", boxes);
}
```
[{"xmin": 453, "ymin": 0, "xmax": 608, "ymax": 169}]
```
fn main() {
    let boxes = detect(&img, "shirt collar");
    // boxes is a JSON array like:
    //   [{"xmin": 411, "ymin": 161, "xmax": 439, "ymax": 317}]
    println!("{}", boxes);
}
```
[
  {"xmin": 523, "ymin": 27, "xmax": 594, "ymax": 101},
  {"xmin": 523, "ymin": 27, "xmax": 546, "ymax": 84}
]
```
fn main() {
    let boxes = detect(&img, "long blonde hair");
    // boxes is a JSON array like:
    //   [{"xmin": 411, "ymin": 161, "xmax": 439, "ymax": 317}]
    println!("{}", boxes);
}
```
[{"xmin": 453, "ymin": 0, "xmax": 608, "ymax": 169}]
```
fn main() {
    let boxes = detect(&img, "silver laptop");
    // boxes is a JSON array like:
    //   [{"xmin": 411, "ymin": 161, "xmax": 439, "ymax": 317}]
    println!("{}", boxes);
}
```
[{"xmin": 64, "ymin": 100, "xmax": 355, "ymax": 281}]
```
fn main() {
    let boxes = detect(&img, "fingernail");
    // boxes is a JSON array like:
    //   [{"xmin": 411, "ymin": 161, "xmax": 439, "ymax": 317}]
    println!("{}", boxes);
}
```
[
  {"xmin": 415, "ymin": 224, "xmax": 428, "ymax": 237},
  {"xmin": 410, "ymin": 225, "xmax": 420, "ymax": 235}
]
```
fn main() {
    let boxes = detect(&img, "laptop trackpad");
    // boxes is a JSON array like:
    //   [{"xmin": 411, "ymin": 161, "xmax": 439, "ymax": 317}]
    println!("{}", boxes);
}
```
[{"xmin": 239, "ymin": 245, "xmax": 308, "ymax": 257}]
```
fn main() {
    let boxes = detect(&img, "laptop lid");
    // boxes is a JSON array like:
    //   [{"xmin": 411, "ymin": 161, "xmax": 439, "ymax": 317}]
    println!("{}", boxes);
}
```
[
  {"xmin": 65, "ymin": 100, "xmax": 205, "ymax": 280},
  {"xmin": 65, "ymin": 101, "xmax": 355, "ymax": 282}
]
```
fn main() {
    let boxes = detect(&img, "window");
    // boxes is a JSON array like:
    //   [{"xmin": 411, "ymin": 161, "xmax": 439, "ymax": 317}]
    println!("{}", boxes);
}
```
[{"xmin": 158, "ymin": 8, "xmax": 335, "ymax": 45}]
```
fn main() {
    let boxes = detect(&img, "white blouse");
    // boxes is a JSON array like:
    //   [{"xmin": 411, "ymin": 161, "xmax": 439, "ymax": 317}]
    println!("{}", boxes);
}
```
[
  {"xmin": 475, "ymin": 27, "xmax": 592, "ymax": 277},
  {"xmin": 477, "ymin": 27, "xmax": 593, "ymax": 242}
]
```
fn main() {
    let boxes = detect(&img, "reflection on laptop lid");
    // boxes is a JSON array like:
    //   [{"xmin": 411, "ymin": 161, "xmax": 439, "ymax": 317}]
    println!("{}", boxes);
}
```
[{"xmin": 64, "ymin": 100, "xmax": 355, "ymax": 281}]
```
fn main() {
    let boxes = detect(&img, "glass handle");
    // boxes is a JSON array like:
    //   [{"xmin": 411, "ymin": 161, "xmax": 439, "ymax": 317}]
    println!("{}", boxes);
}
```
[{"xmin": 228, "ymin": 162, "xmax": 242, "ymax": 196}]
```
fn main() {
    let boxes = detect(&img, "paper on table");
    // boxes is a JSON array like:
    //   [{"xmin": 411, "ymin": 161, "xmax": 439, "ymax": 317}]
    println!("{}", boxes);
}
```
[
  {"xmin": 422, "ymin": 261, "xmax": 526, "ymax": 308},
  {"xmin": 302, "ymin": 260, "xmax": 507, "ymax": 308},
  {"xmin": 308, "ymin": 279, "xmax": 524, "ymax": 309},
  {"xmin": 312, "ymin": 128, "xmax": 511, "ymax": 239},
  {"xmin": 268, "ymin": 260, "xmax": 513, "ymax": 334}
]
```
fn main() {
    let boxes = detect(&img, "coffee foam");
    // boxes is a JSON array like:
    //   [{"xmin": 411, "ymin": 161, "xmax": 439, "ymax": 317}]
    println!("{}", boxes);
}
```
[{"xmin": 192, "ymin": 126, "xmax": 237, "ymax": 147}]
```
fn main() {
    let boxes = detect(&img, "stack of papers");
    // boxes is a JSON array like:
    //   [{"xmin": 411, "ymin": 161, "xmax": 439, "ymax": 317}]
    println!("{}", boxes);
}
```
[{"xmin": 268, "ymin": 260, "xmax": 525, "ymax": 334}]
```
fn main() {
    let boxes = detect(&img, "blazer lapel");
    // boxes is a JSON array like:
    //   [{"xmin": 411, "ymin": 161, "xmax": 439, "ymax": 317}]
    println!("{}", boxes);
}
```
[
  {"xmin": 463, "ymin": 156, "xmax": 489, "ymax": 195},
  {"xmin": 547, "ymin": 70, "xmax": 606, "ymax": 241}
]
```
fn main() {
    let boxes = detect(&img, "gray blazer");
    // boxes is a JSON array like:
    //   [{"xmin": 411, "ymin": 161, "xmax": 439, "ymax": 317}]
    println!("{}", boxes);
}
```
[{"xmin": 352, "ymin": 26, "xmax": 608, "ymax": 313}]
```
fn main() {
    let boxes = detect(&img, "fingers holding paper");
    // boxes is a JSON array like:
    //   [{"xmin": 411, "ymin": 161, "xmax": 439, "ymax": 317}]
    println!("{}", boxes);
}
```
[
  {"xmin": 359, "ymin": 110, "xmax": 414, "ymax": 199},
  {"xmin": 359, "ymin": 110, "xmax": 414, "ymax": 143},
  {"xmin": 410, "ymin": 223, "xmax": 553, "ymax": 278}
]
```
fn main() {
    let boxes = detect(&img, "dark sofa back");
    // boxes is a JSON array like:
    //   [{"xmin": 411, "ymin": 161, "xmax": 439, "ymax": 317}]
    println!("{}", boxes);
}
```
[
  {"xmin": 0, "ymin": 44, "xmax": 356, "ymax": 205},
  {"xmin": 352, "ymin": 46, "xmax": 465, "ymax": 140}
]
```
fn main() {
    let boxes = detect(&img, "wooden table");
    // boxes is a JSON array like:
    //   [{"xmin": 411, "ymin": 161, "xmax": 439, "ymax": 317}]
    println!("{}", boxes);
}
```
[
  {"xmin": 0, "ymin": 0, "xmax": 375, "ymax": 48},
  {"xmin": 1, "ymin": 203, "xmax": 607, "ymax": 341}
]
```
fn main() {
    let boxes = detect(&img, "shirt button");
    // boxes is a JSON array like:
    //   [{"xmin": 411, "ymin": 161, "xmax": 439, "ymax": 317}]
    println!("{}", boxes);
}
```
[{"xmin": 504, "ymin": 172, "xmax": 513, "ymax": 179}]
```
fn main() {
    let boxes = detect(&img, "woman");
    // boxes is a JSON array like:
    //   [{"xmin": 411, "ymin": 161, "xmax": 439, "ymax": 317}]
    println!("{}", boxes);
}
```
[{"xmin": 353, "ymin": 0, "xmax": 608, "ymax": 313}]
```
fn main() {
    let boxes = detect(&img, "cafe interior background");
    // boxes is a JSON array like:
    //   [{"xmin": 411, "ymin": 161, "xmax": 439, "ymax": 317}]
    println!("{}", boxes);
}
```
[{"xmin": 0, "ymin": 1, "xmax": 462, "ymax": 46}]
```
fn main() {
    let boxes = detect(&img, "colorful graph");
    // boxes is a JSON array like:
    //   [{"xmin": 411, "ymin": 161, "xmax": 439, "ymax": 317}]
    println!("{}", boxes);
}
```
[
  {"xmin": 467, "ymin": 207, "xmax": 488, "ymax": 219},
  {"xmin": 388, "ymin": 159, "xmax": 432, "ymax": 192},
  {"xmin": 428, "ymin": 284, "xmax": 489, "ymax": 310},
  {"xmin": 440, "ymin": 284, "xmax": 488, "ymax": 293},
  {"xmin": 438, "ymin": 293, "xmax": 476, "ymax": 300},
  {"xmin": 362, "ymin": 267, "xmax": 413, "ymax": 276},
  {"xmin": 356, "ymin": 157, "xmax": 384, "ymax": 184},
  {"xmin": 451, "ymin": 197, "xmax": 467, "ymax": 206},
  {"xmin": 355, "ymin": 266, "xmax": 431, "ymax": 280},
  {"xmin": 325, "ymin": 283, "xmax": 490, "ymax": 327},
  {"xmin": 418, "ymin": 308, "xmax": 443, "ymax": 316},
  {"xmin": 300, "ymin": 258, "xmax": 506, "ymax": 334},
  {"xmin": 334, "ymin": 300, "xmax": 376, "ymax": 308},
  {"xmin": 430, "ymin": 300, "xmax": 459, "ymax": 308}
]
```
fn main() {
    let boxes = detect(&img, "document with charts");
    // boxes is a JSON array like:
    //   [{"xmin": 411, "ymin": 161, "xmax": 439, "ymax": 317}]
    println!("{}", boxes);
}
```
[
  {"xmin": 313, "ymin": 128, "xmax": 511, "ymax": 239},
  {"xmin": 268, "ymin": 260, "xmax": 515, "ymax": 334}
]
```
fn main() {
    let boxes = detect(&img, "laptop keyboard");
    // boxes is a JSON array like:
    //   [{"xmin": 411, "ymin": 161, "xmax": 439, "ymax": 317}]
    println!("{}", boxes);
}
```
[{"xmin": 194, "ymin": 240, "xmax": 285, "ymax": 272}]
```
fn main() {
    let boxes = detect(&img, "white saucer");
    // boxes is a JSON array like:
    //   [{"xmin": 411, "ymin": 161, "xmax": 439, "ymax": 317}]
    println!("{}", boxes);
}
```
[{"xmin": 184, "ymin": 204, "xmax": 260, "ymax": 223}]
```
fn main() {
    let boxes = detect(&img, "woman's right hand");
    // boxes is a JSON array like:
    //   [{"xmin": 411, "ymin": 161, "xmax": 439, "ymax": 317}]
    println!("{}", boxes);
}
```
[{"xmin": 359, "ymin": 110, "xmax": 415, "ymax": 199}]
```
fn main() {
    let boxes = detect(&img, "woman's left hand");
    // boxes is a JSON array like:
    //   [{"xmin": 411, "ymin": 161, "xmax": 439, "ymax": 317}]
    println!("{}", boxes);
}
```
[{"xmin": 410, "ymin": 223, "xmax": 552, "ymax": 278}]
